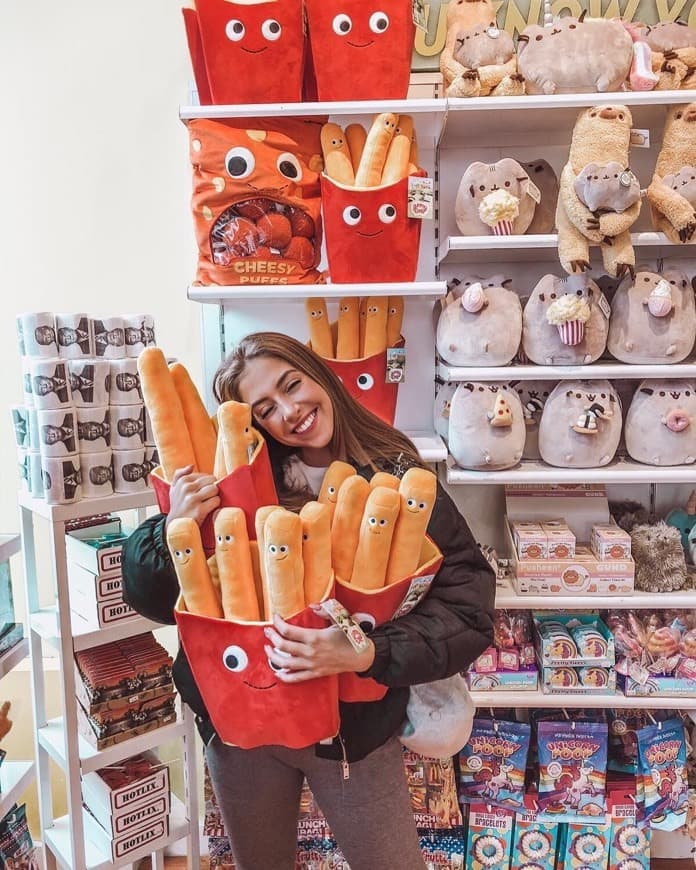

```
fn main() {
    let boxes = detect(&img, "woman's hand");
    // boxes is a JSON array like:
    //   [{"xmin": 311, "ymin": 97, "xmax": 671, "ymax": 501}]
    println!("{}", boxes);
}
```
[
  {"xmin": 164, "ymin": 465, "xmax": 220, "ymax": 530},
  {"xmin": 264, "ymin": 614, "xmax": 376, "ymax": 683}
]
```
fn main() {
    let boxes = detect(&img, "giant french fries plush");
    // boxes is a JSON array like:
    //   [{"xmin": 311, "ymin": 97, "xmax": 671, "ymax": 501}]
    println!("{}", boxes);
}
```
[
  {"xmin": 336, "ymin": 297, "xmax": 361, "ymax": 360},
  {"xmin": 320, "ymin": 124, "xmax": 355, "ymax": 187},
  {"xmin": 299, "ymin": 501, "xmax": 333, "ymax": 605},
  {"xmin": 350, "ymin": 486, "xmax": 401, "ymax": 589},
  {"xmin": 355, "ymin": 114, "xmax": 398, "ymax": 188},
  {"xmin": 362, "ymin": 297, "xmax": 389, "ymax": 357},
  {"xmin": 255, "ymin": 505, "xmax": 282, "ymax": 618},
  {"xmin": 318, "ymin": 461, "xmax": 356, "ymax": 521},
  {"xmin": 370, "ymin": 471, "xmax": 400, "ymax": 491},
  {"xmin": 263, "ymin": 508, "xmax": 305, "ymax": 618},
  {"xmin": 305, "ymin": 298, "xmax": 334, "ymax": 359},
  {"xmin": 331, "ymin": 474, "xmax": 371, "ymax": 581},
  {"xmin": 215, "ymin": 508, "xmax": 261, "ymax": 621},
  {"xmin": 345, "ymin": 124, "xmax": 367, "ymax": 174},
  {"xmin": 381, "ymin": 116, "xmax": 414, "ymax": 187},
  {"xmin": 167, "ymin": 518, "xmax": 223, "ymax": 618},
  {"xmin": 170, "ymin": 362, "xmax": 217, "ymax": 475},
  {"xmin": 218, "ymin": 401, "xmax": 256, "ymax": 472},
  {"xmin": 386, "ymin": 468, "xmax": 437, "ymax": 584},
  {"xmin": 386, "ymin": 296, "xmax": 404, "ymax": 348}
]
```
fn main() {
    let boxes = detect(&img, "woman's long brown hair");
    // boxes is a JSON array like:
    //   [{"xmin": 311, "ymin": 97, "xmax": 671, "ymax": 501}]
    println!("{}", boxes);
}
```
[{"xmin": 213, "ymin": 332, "xmax": 423, "ymax": 509}]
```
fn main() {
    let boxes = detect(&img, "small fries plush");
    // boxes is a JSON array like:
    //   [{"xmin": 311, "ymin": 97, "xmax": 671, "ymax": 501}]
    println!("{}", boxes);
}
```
[{"xmin": 305, "ymin": 297, "xmax": 404, "ymax": 361}]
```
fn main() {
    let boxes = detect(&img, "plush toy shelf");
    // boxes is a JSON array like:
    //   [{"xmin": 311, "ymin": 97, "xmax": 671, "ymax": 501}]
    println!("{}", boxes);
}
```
[
  {"xmin": 437, "ymin": 359, "xmax": 696, "ymax": 383},
  {"xmin": 188, "ymin": 281, "xmax": 446, "ymax": 303}
]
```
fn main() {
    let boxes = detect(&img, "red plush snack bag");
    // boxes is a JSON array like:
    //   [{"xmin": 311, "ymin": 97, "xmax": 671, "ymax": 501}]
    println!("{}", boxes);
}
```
[{"xmin": 186, "ymin": 118, "xmax": 325, "ymax": 286}]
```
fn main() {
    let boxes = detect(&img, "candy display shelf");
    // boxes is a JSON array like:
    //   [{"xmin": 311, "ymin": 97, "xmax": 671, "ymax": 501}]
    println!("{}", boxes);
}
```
[
  {"xmin": 438, "ymin": 359, "xmax": 696, "ymax": 383},
  {"xmin": 470, "ymin": 688, "xmax": 696, "ymax": 715}
]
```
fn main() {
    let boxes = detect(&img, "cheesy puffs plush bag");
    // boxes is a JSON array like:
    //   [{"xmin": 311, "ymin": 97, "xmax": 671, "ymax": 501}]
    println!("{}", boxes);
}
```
[{"xmin": 186, "ymin": 118, "xmax": 324, "ymax": 286}]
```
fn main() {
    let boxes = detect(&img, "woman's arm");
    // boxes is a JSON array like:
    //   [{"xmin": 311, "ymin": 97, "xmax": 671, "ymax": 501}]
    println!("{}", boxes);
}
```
[
  {"xmin": 122, "ymin": 514, "xmax": 179, "ymax": 624},
  {"xmin": 360, "ymin": 482, "xmax": 495, "ymax": 687}
]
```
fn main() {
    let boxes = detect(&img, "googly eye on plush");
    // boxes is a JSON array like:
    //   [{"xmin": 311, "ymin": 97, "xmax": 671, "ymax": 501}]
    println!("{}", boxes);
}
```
[
  {"xmin": 353, "ymin": 612, "xmax": 376, "ymax": 632},
  {"xmin": 419, "ymin": 501, "xmax": 427, "ymax": 510},
  {"xmin": 225, "ymin": 534, "xmax": 233, "ymax": 543},
  {"xmin": 185, "ymin": 548, "xmax": 193, "ymax": 555},
  {"xmin": 357, "ymin": 373, "xmax": 374, "ymax": 391},
  {"xmin": 174, "ymin": 549, "xmax": 182, "ymax": 558},
  {"xmin": 333, "ymin": 13, "xmax": 352, "ymax": 34},
  {"xmin": 226, "ymin": 19, "xmax": 245, "ymax": 41},
  {"xmin": 225, "ymin": 147, "xmax": 255, "ymax": 179},
  {"xmin": 369, "ymin": 11, "xmax": 389, "ymax": 33},
  {"xmin": 277, "ymin": 152, "xmax": 302, "ymax": 181},
  {"xmin": 216, "ymin": 536, "xmax": 223, "ymax": 544},
  {"xmin": 261, "ymin": 19, "xmax": 282, "ymax": 41},
  {"xmin": 269, "ymin": 544, "xmax": 278, "ymax": 554},
  {"xmin": 328, "ymin": 485, "xmax": 336, "ymax": 495},
  {"xmin": 378, "ymin": 203, "xmax": 397, "ymax": 224},
  {"xmin": 280, "ymin": 545, "xmax": 289, "ymax": 554},
  {"xmin": 343, "ymin": 206, "xmax": 361, "ymax": 226},
  {"xmin": 379, "ymin": 518, "xmax": 388, "ymax": 526},
  {"xmin": 407, "ymin": 498, "xmax": 416, "ymax": 508},
  {"xmin": 222, "ymin": 645, "xmax": 249, "ymax": 672}
]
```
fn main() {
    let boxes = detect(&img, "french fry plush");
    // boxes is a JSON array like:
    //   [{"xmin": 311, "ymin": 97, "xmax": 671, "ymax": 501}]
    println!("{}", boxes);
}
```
[
  {"xmin": 207, "ymin": 553, "xmax": 221, "ymax": 595},
  {"xmin": 138, "ymin": 347, "xmax": 197, "ymax": 481},
  {"xmin": 215, "ymin": 508, "xmax": 261, "ymax": 622},
  {"xmin": 386, "ymin": 296, "xmax": 404, "ymax": 347},
  {"xmin": 218, "ymin": 400, "xmax": 255, "ymax": 472},
  {"xmin": 263, "ymin": 508, "xmax": 305, "ymax": 618},
  {"xmin": 256, "ymin": 505, "xmax": 282, "ymax": 618},
  {"xmin": 350, "ymin": 486, "xmax": 401, "ymax": 589},
  {"xmin": 213, "ymin": 435, "xmax": 227, "ymax": 480},
  {"xmin": 345, "ymin": 124, "xmax": 367, "ymax": 174},
  {"xmin": 305, "ymin": 297, "xmax": 334, "ymax": 359},
  {"xmin": 299, "ymin": 501, "xmax": 332, "ymax": 604},
  {"xmin": 355, "ymin": 113, "xmax": 399, "ymax": 188},
  {"xmin": 248, "ymin": 540, "xmax": 265, "ymax": 619},
  {"xmin": 318, "ymin": 460, "xmax": 356, "ymax": 521},
  {"xmin": 370, "ymin": 471, "xmax": 400, "ymax": 491},
  {"xmin": 321, "ymin": 123, "xmax": 355, "ymax": 186},
  {"xmin": 362, "ymin": 296, "xmax": 389, "ymax": 357},
  {"xmin": 167, "ymin": 517, "xmax": 223, "ymax": 618},
  {"xmin": 331, "ymin": 474, "xmax": 370, "ymax": 581},
  {"xmin": 336, "ymin": 296, "xmax": 361, "ymax": 360},
  {"xmin": 409, "ymin": 129, "xmax": 419, "ymax": 176},
  {"xmin": 381, "ymin": 115, "xmax": 414, "ymax": 186},
  {"xmin": 169, "ymin": 362, "xmax": 217, "ymax": 475},
  {"xmin": 385, "ymin": 468, "xmax": 437, "ymax": 585},
  {"xmin": 358, "ymin": 297, "xmax": 369, "ymax": 355}
]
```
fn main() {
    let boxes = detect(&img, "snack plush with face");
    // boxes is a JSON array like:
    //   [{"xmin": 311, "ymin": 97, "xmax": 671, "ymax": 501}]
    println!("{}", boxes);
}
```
[
  {"xmin": 625, "ymin": 379, "xmax": 696, "ymax": 466},
  {"xmin": 522, "ymin": 274, "xmax": 608, "ymax": 365},
  {"xmin": 448, "ymin": 382, "xmax": 525, "ymax": 470},
  {"xmin": 508, "ymin": 380, "xmax": 555, "ymax": 460},
  {"xmin": 517, "ymin": 13, "xmax": 632, "ymax": 95},
  {"xmin": 523, "ymin": 159, "xmax": 559, "ymax": 233},
  {"xmin": 455, "ymin": 159, "xmax": 536, "ymax": 236},
  {"xmin": 436, "ymin": 281, "xmax": 522, "ymax": 366},
  {"xmin": 538, "ymin": 380, "xmax": 621, "ymax": 468},
  {"xmin": 447, "ymin": 19, "xmax": 525, "ymax": 98},
  {"xmin": 607, "ymin": 269, "xmax": 696, "ymax": 364},
  {"xmin": 573, "ymin": 163, "xmax": 641, "ymax": 214},
  {"xmin": 644, "ymin": 21, "xmax": 696, "ymax": 90},
  {"xmin": 647, "ymin": 104, "xmax": 696, "ymax": 244}
]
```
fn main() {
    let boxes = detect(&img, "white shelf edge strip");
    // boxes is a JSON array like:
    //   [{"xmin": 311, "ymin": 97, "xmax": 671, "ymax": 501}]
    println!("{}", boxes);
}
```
[
  {"xmin": 0, "ymin": 762, "xmax": 35, "ymax": 818},
  {"xmin": 446, "ymin": 458, "xmax": 696, "ymax": 485},
  {"xmin": 470, "ymin": 690, "xmax": 696, "ymax": 709},
  {"xmin": 438, "ymin": 361, "xmax": 696, "ymax": 382},
  {"xmin": 494, "ymin": 579, "xmax": 696, "ymax": 610},
  {"xmin": 18, "ymin": 489, "xmax": 156, "ymax": 522},
  {"xmin": 188, "ymin": 281, "xmax": 446, "ymax": 302}
]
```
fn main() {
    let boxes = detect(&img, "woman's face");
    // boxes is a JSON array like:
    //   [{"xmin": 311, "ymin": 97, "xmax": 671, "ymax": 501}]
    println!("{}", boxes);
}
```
[{"xmin": 238, "ymin": 356, "xmax": 334, "ymax": 455}]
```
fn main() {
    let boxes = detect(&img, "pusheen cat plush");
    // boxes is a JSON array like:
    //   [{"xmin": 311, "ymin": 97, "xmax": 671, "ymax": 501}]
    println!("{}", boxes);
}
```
[
  {"xmin": 517, "ymin": 8, "xmax": 632, "ymax": 95},
  {"xmin": 509, "ymin": 380, "xmax": 555, "ymax": 460},
  {"xmin": 607, "ymin": 269, "xmax": 696, "ymax": 364},
  {"xmin": 663, "ymin": 166, "xmax": 696, "ymax": 210},
  {"xmin": 647, "ymin": 104, "xmax": 696, "ymax": 244},
  {"xmin": 448, "ymin": 382, "xmax": 525, "ymax": 470},
  {"xmin": 644, "ymin": 21, "xmax": 696, "ymax": 90},
  {"xmin": 523, "ymin": 158, "xmax": 558, "ymax": 233},
  {"xmin": 573, "ymin": 162, "xmax": 641, "ymax": 214},
  {"xmin": 436, "ymin": 281, "xmax": 523, "ymax": 366},
  {"xmin": 434, "ymin": 381, "xmax": 457, "ymax": 443},
  {"xmin": 449, "ymin": 20, "xmax": 525, "ymax": 98},
  {"xmin": 625, "ymin": 379, "xmax": 696, "ymax": 465},
  {"xmin": 455, "ymin": 159, "xmax": 536, "ymax": 236},
  {"xmin": 522, "ymin": 274, "xmax": 609, "ymax": 365},
  {"xmin": 539, "ymin": 380, "xmax": 622, "ymax": 468}
]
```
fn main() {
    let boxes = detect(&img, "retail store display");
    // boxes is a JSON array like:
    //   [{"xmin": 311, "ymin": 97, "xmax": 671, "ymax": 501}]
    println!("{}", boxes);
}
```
[
  {"xmin": 509, "ymin": 381, "xmax": 553, "ymax": 461},
  {"xmin": 0, "ymin": 804, "xmax": 40, "ymax": 868},
  {"xmin": 439, "ymin": 0, "xmax": 495, "ymax": 97},
  {"xmin": 624, "ymin": 378, "xmax": 696, "ymax": 465},
  {"xmin": 467, "ymin": 610, "xmax": 537, "ymax": 691},
  {"xmin": 455, "ymin": 158, "xmax": 538, "ymax": 237},
  {"xmin": 448, "ymin": 382, "xmax": 525, "ymax": 470},
  {"xmin": 522, "ymin": 159, "xmax": 559, "ymax": 233},
  {"xmin": 647, "ymin": 102, "xmax": 696, "ymax": 243},
  {"xmin": 460, "ymin": 717, "xmax": 531, "ymax": 808},
  {"xmin": 448, "ymin": 21, "xmax": 523, "ymax": 99},
  {"xmin": 642, "ymin": 20, "xmax": 696, "ymax": 90},
  {"xmin": 629, "ymin": 520, "xmax": 689, "ymax": 592}
]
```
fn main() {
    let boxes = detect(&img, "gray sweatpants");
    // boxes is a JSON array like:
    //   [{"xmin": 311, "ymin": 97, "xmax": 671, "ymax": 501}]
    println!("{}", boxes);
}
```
[{"xmin": 205, "ymin": 735, "xmax": 426, "ymax": 870}]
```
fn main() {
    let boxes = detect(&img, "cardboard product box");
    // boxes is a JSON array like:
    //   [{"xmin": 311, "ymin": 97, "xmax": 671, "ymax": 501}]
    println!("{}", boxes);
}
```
[
  {"xmin": 591, "ymin": 523, "xmax": 631, "ymax": 561},
  {"xmin": 466, "ymin": 667, "xmax": 538, "ymax": 692},
  {"xmin": 619, "ymin": 673, "xmax": 696, "ymax": 698},
  {"xmin": 534, "ymin": 613, "xmax": 615, "ymax": 668},
  {"xmin": 66, "ymin": 527, "xmax": 129, "ymax": 576},
  {"xmin": 77, "ymin": 696, "xmax": 177, "ymax": 750},
  {"xmin": 541, "ymin": 520, "xmax": 576, "ymax": 559},
  {"xmin": 79, "ymin": 691, "xmax": 177, "ymax": 741},
  {"xmin": 407, "ymin": 71, "xmax": 443, "ymax": 99},
  {"xmin": 82, "ymin": 750, "xmax": 170, "ymax": 837},
  {"xmin": 541, "ymin": 665, "xmax": 617, "ymax": 695},
  {"xmin": 85, "ymin": 806, "xmax": 170, "ymax": 865},
  {"xmin": 70, "ymin": 563, "xmax": 137, "ymax": 631},
  {"xmin": 511, "ymin": 520, "xmax": 548, "ymax": 560},
  {"xmin": 66, "ymin": 515, "xmax": 122, "ymax": 538},
  {"xmin": 506, "ymin": 484, "xmax": 609, "ymax": 543}
]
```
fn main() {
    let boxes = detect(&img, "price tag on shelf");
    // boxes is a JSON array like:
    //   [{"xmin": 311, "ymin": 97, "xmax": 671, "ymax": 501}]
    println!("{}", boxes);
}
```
[
  {"xmin": 598, "ymin": 291, "xmax": 612, "ymax": 321},
  {"xmin": 630, "ymin": 128, "xmax": 650, "ymax": 148},
  {"xmin": 525, "ymin": 178, "xmax": 542, "ymax": 205},
  {"xmin": 408, "ymin": 176, "xmax": 434, "ymax": 219},
  {"xmin": 386, "ymin": 347, "xmax": 406, "ymax": 384}
]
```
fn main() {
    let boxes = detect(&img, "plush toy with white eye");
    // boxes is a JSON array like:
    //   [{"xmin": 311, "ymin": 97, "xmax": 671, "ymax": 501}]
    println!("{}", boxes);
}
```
[{"xmin": 448, "ymin": 382, "xmax": 525, "ymax": 470}]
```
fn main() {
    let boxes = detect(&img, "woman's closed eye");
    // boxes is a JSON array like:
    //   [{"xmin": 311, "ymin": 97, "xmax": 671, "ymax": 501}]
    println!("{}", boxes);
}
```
[
  {"xmin": 286, "ymin": 378, "xmax": 301, "ymax": 393},
  {"xmin": 258, "ymin": 404, "xmax": 275, "ymax": 420}
]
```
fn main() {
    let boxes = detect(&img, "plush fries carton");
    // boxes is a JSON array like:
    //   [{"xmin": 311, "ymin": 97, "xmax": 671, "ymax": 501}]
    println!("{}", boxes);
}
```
[
  {"xmin": 591, "ymin": 522, "xmax": 631, "ymax": 561},
  {"xmin": 321, "ymin": 174, "xmax": 424, "ymax": 284},
  {"xmin": 334, "ymin": 536, "xmax": 443, "ymax": 702},
  {"xmin": 541, "ymin": 520, "xmax": 576, "ymax": 560},
  {"xmin": 175, "ymin": 573, "xmax": 339, "ymax": 750},
  {"xmin": 150, "ymin": 435, "xmax": 278, "ymax": 555},
  {"xmin": 511, "ymin": 521, "xmax": 548, "ymax": 560}
]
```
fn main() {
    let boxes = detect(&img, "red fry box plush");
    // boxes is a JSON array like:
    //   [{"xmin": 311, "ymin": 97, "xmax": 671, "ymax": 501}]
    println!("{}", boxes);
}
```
[
  {"xmin": 322, "ymin": 344, "xmax": 402, "ymax": 425},
  {"xmin": 305, "ymin": 0, "xmax": 415, "ymax": 101},
  {"xmin": 321, "ymin": 174, "xmax": 423, "ymax": 283},
  {"xmin": 186, "ymin": 118, "xmax": 324, "ymax": 286},
  {"xmin": 182, "ymin": 0, "xmax": 306, "ymax": 106}
]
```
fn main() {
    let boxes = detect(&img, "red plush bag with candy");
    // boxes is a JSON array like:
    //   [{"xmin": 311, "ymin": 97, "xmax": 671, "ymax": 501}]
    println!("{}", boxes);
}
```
[{"xmin": 186, "ymin": 118, "xmax": 325, "ymax": 286}]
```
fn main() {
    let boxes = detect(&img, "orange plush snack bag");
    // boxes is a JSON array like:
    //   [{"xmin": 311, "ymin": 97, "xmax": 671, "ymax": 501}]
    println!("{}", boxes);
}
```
[
  {"xmin": 167, "ymin": 518, "xmax": 223, "ymax": 618},
  {"xmin": 263, "ymin": 508, "xmax": 305, "ymax": 618},
  {"xmin": 215, "ymin": 508, "xmax": 261, "ymax": 621},
  {"xmin": 386, "ymin": 468, "xmax": 437, "ymax": 584},
  {"xmin": 299, "ymin": 501, "xmax": 332, "ymax": 604},
  {"xmin": 169, "ymin": 363, "xmax": 217, "ymax": 476},
  {"xmin": 350, "ymin": 486, "xmax": 401, "ymax": 589},
  {"xmin": 331, "ymin": 474, "xmax": 370, "ymax": 581},
  {"xmin": 318, "ymin": 461, "xmax": 356, "ymax": 522}
]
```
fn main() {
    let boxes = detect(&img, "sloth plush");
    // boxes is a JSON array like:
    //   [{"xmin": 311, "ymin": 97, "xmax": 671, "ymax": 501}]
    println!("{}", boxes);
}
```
[
  {"xmin": 643, "ymin": 21, "xmax": 696, "ymax": 90},
  {"xmin": 455, "ymin": 159, "xmax": 537, "ymax": 235},
  {"xmin": 436, "ymin": 281, "xmax": 522, "ymax": 366},
  {"xmin": 607, "ymin": 269, "xmax": 696, "ymax": 364},
  {"xmin": 522, "ymin": 274, "xmax": 609, "ymax": 365},
  {"xmin": 508, "ymin": 380, "xmax": 555, "ymax": 460},
  {"xmin": 625, "ymin": 378, "xmax": 696, "ymax": 465},
  {"xmin": 539, "ymin": 380, "xmax": 621, "ymax": 468},
  {"xmin": 448, "ymin": 382, "xmax": 525, "ymax": 470},
  {"xmin": 647, "ymin": 104, "xmax": 696, "ymax": 244}
]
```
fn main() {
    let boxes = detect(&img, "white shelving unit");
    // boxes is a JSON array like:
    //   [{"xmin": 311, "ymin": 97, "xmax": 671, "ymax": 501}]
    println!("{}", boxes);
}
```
[
  {"xmin": 470, "ymin": 689, "xmax": 696, "ymax": 713},
  {"xmin": 20, "ymin": 492, "xmax": 200, "ymax": 870},
  {"xmin": 438, "ymin": 359, "xmax": 696, "ymax": 383}
]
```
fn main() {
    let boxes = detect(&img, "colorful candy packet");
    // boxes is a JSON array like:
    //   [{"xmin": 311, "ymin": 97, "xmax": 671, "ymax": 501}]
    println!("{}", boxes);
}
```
[
  {"xmin": 607, "ymin": 784, "xmax": 651, "ymax": 870},
  {"xmin": 459, "ymin": 717, "xmax": 531, "ymax": 809},
  {"xmin": 538, "ymin": 719, "xmax": 608, "ymax": 822},
  {"xmin": 637, "ymin": 716, "xmax": 688, "ymax": 830},
  {"xmin": 465, "ymin": 803, "xmax": 514, "ymax": 870},
  {"xmin": 419, "ymin": 827, "xmax": 467, "ymax": 870},
  {"xmin": 512, "ymin": 793, "xmax": 560, "ymax": 870},
  {"xmin": 608, "ymin": 711, "xmax": 649, "ymax": 774},
  {"xmin": 558, "ymin": 818, "xmax": 611, "ymax": 870}
]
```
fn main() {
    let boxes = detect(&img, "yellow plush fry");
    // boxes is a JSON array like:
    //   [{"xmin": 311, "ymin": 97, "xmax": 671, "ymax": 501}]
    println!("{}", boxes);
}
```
[
  {"xmin": 386, "ymin": 468, "xmax": 437, "ymax": 584},
  {"xmin": 218, "ymin": 401, "xmax": 255, "ymax": 472},
  {"xmin": 213, "ymin": 435, "xmax": 227, "ymax": 480},
  {"xmin": 409, "ymin": 128, "xmax": 419, "ymax": 171},
  {"xmin": 370, "ymin": 471, "xmax": 400, "ymax": 491},
  {"xmin": 346, "ymin": 124, "xmax": 367, "ymax": 174},
  {"xmin": 386, "ymin": 296, "xmax": 404, "ymax": 347},
  {"xmin": 331, "ymin": 474, "xmax": 370, "ymax": 581},
  {"xmin": 169, "ymin": 363, "xmax": 217, "ymax": 475},
  {"xmin": 138, "ymin": 347, "xmax": 197, "ymax": 481},
  {"xmin": 256, "ymin": 505, "xmax": 282, "ymax": 619},
  {"xmin": 167, "ymin": 517, "xmax": 223, "ymax": 618},
  {"xmin": 318, "ymin": 460, "xmax": 356, "ymax": 522},
  {"xmin": 359, "ymin": 297, "xmax": 368, "ymax": 356},
  {"xmin": 207, "ymin": 553, "xmax": 221, "ymax": 595},
  {"xmin": 215, "ymin": 508, "xmax": 261, "ymax": 621},
  {"xmin": 305, "ymin": 297, "xmax": 334, "ymax": 359},
  {"xmin": 264, "ymin": 509, "xmax": 305, "ymax": 618},
  {"xmin": 336, "ymin": 297, "xmax": 361, "ymax": 360},
  {"xmin": 355, "ymin": 113, "xmax": 399, "ymax": 188},
  {"xmin": 363, "ymin": 296, "xmax": 389, "ymax": 357},
  {"xmin": 300, "ymin": 501, "xmax": 332, "ymax": 604},
  {"xmin": 351, "ymin": 486, "xmax": 401, "ymax": 589},
  {"xmin": 381, "ymin": 116, "xmax": 414, "ymax": 186},
  {"xmin": 249, "ymin": 540, "xmax": 265, "ymax": 619},
  {"xmin": 321, "ymin": 123, "xmax": 355, "ymax": 186}
]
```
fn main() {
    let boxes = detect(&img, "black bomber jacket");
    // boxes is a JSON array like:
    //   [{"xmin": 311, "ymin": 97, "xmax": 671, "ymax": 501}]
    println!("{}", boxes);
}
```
[{"xmin": 122, "ymin": 468, "xmax": 495, "ymax": 763}]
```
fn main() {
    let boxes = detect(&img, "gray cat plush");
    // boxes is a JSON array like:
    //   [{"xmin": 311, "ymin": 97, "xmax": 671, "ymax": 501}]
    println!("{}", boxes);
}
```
[
  {"xmin": 523, "ymin": 159, "xmax": 559, "ymax": 233},
  {"xmin": 436, "ymin": 281, "xmax": 522, "ymax": 366},
  {"xmin": 625, "ymin": 378, "xmax": 696, "ymax": 465},
  {"xmin": 607, "ymin": 269, "xmax": 696, "ymax": 364},
  {"xmin": 663, "ymin": 166, "xmax": 696, "ymax": 209},
  {"xmin": 522, "ymin": 274, "xmax": 609, "ymax": 365},
  {"xmin": 509, "ymin": 380, "xmax": 555, "ymax": 460},
  {"xmin": 455, "ymin": 159, "xmax": 536, "ymax": 235},
  {"xmin": 434, "ymin": 381, "xmax": 457, "ymax": 443},
  {"xmin": 539, "ymin": 380, "xmax": 621, "ymax": 468},
  {"xmin": 448, "ymin": 382, "xmax": 525, "ymax": 470},
  {"xmin": 573, "ymin": 163, "xmax": 641, "ymax": 214},
  {"xmin": 450, "ymin": 21, "xmax": 524, "ymax": 97}
]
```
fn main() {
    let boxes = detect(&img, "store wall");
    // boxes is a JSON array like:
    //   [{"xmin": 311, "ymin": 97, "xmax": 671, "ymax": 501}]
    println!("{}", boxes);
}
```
[{"xmin": 0, "ymin": 0, "xmax": 202, "ymax": 836}]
